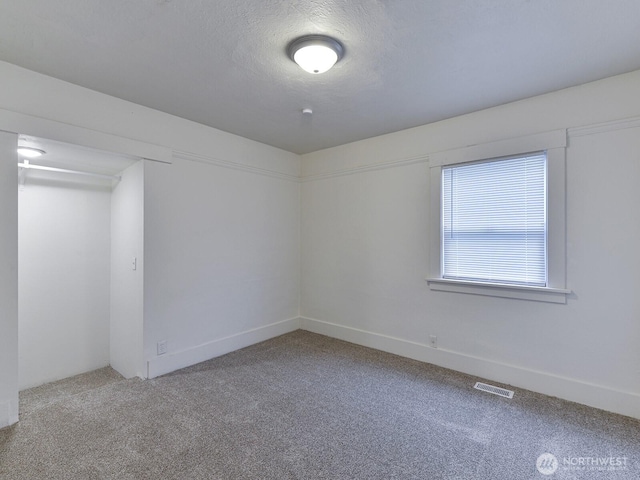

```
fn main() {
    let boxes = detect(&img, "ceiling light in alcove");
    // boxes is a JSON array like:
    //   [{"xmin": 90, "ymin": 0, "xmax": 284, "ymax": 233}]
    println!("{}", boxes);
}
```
[
  {"xmin": 288, "ymin": 35, "xmax": 344, "ymax": 74},
  {"xmin": 17, "ymin": 147, "xmax": 46, "ymax": 158}
]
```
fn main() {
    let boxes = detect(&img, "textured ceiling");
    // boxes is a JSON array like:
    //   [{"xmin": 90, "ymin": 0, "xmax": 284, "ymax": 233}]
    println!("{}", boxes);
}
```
[{"xmin": 1, "ymin": 0, "xmax": 640, "ymax": 154}]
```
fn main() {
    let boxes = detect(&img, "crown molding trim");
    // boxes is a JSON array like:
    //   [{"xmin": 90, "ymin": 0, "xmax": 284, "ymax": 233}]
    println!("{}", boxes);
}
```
[
  {"xmin": 301, "ymin": 154, "xmax": 429, "ymax": 182},
  {"xmin": 173, "ymin": 150, "xmax": 299, "ymax": 182},
  {"xmin": 568, "ymin": 116, "xmax": 640, "ymax": 138}
]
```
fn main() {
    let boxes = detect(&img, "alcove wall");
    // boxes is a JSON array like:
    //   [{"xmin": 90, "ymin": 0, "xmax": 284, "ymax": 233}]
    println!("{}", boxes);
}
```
[{"xmin": 17, "ymin": 138, "xmax": 144, "ymax": 389}]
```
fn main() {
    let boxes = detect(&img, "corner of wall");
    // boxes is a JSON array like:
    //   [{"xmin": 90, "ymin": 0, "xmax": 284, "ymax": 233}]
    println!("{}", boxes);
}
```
[{"xmin": 147, "ymin": 317, "xmax": 302, "ymax": 379}]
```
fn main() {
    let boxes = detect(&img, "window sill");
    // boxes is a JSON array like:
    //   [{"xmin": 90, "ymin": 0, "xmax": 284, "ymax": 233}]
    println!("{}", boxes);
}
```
[{"xmin": 426, "ymin": 278, "xmax": 571, "ymax": 304}]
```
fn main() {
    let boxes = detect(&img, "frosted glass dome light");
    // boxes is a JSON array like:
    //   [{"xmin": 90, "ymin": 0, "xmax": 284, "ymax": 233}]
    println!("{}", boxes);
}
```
[
  {"xmin": 288, "ymin": 35, "xmax": 344, "ymax": 74},
  {"xmin": 17, "ymin": 147, "xmax": 46, "ymax": 158}
]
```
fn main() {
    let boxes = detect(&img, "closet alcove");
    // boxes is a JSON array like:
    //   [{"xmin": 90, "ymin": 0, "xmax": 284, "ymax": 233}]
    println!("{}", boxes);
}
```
[{"xmin": 18, "ymin": 135, "xmax": 144, "ymax": 391}]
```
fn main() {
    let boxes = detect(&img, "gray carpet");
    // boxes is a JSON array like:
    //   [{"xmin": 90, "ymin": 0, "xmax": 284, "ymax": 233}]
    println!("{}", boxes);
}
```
[{"xmin": 1, "ymin": 330, "xmax": 638, "ymax": 479}]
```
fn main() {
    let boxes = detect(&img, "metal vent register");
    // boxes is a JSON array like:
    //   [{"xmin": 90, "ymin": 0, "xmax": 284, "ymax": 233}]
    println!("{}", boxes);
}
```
[{"xmin": 474, "ymin": 382, "xmax": 514, "ymax": 399}]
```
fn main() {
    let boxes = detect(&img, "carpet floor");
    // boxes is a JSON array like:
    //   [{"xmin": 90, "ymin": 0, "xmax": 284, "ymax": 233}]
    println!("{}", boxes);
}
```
[{"xmin": 1, "ymin": 330, "xmax": 639, "ymax": 479}]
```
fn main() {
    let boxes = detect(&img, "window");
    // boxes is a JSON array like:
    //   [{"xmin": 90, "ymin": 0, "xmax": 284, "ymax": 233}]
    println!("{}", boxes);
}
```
[
  {"xmin": 442, "ymin": 153, "xmax": 546, "ymax": 286},
  {"xmin": 428, "ymin": 130, "xmax": 569, "ymax": 303}
]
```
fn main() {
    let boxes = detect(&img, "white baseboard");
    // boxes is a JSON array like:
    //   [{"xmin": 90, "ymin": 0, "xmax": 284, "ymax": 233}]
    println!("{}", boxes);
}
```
[
  {"xmin": 0, "ymin": 399, "xmax": 19, "ymax": 430},
  {"xmin": 301, "ymin": 316, "xmax": 640, "ymax": 420},
  {"xmin": 147, "ymin": 317, "xmax": 301, "ymax": 379}
]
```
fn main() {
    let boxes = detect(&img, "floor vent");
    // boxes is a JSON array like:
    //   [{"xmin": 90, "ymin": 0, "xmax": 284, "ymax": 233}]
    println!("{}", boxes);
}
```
[{"xmin": 474, "ymin": 382, "xmax": 514, "ymax": 399}]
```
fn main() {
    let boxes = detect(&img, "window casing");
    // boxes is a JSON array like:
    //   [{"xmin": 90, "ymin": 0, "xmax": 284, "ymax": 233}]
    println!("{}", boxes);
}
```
[
  {"xmin": 442, "ymin": 153, "xmax": 547, "ymax": 287},
  {"xmin": 427, "ymin": 130, "xmax": 569, "ymax": 303}
]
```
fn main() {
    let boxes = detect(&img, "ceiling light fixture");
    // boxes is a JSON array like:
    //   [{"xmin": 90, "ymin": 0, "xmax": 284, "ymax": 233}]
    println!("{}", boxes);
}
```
[
  {"xmin": 17, "ymin": 147, "xmax": 46, "ymax": 158},
  {"xmin": 288, "ymin": 35, "xmax": 344, "ymax": 74}
]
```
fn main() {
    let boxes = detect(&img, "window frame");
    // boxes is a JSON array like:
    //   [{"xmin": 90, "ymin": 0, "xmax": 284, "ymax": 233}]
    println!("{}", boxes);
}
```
[{"xmin": 427, "ymin": 130, "xmax": 570, "ymax": 304}]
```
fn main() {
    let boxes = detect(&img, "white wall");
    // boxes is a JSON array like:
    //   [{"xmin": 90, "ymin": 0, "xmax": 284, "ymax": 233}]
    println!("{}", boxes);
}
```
[
  {"xmin": 300, "ymin": 70, "xmax": 640, "ymax": 418},
  {"xmin": 0, "ymin": 61, "xmax": 301, "ymax": 406},
  {"xmin": 144, "ymin": 154, "xmax": 300, "ymax": 377},
  {"xmin": 18, "ymin": 174, "xmax": 112, "ymax": 390},
  {"xmin": 0, "ymin": 130, "xmax": 19, "ymax": 428},
  {"xmin": 110, "ymin": 161, "xmax": 144, "ymax": 379},
  {"xmin": 3, "ymin": 57, "xmax": 639, "ymax": 423}
]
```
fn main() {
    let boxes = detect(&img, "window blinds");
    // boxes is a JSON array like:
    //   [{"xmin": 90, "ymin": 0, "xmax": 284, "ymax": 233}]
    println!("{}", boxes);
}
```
[{"xmin": 442, "ymin": 153, "xmax": 547, "ymax": 287}]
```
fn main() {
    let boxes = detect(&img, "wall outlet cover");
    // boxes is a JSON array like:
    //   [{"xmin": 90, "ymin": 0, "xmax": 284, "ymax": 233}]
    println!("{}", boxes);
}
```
[{"xmin": 157, "ymin": 340, "xmax": 168, "ymax": 355}]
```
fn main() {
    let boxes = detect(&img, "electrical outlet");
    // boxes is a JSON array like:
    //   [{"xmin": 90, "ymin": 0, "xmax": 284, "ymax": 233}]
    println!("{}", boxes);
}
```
[
  {"xmin": 429, "ymin": 335, "xmax": 438, "ymax": 348},
  {"xmin": 157, "ymin": 340, "xmax": 168, "ymax": 355}
]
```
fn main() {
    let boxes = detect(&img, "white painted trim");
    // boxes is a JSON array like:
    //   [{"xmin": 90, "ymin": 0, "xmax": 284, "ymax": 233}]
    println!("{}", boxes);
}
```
[
  {"xmin": 300, "ymin": 317, "xmax": 640, "ymax": 419},
  {"xmin": 429, "ymin": 129, "xmax": 566, "ymax": 167},
  {"xmin": 300, "ymin": 154, "xmax": 429, "ymax": 182},
  {"xmin": 568, "ymin": 116, "xmax": 640, "ymax": 138},
  {"xmin": 167, "ymin": 116, "xmax": 640, "ymax": 183},
  {"xmin": 146, "ymin": 317, "xmax": 301, "ymax": 379},
  {"xmin": 426, "ymin": 278, "xmax": 570, "ymax": 304},
  {"xmin": 174, "ymin": 150, "xmax": 299, "ymax": 182},
  {"xmin": 0, "ymin": 401, "xmax": 7, "ymax": 429},
  {"xmin": 0, "ymin": 402, "xmax": 7, "ymax": 429},
  {"xmin": 300, "ymin": 117, "xmax": 640, "ymax": 182},
  {"xmin": 0, "ymin": 400, "xmax": 18, "ymax": 429},
  {"xmin": 429, "ymin": 139, "xmax": 568, "ymax": 299},
  {"xmin": 0, "ymin": 107, "xmax": 172, "ymax": 163}
]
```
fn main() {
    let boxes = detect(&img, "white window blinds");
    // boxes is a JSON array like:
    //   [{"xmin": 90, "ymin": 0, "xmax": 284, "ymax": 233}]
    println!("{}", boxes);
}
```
[{"xmin": 442, "ymin": 153, "xmax": 547, "ymax": 287}]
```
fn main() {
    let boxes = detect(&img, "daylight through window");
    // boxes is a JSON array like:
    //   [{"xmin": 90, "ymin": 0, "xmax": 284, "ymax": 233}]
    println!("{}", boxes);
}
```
[{"xmin": 441, "ymin": 153, "xmax": 547, "ymax": 287}]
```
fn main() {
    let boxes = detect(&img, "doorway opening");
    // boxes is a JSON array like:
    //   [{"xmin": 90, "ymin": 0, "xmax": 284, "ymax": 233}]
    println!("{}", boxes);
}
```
[{"xmin": 18, "ymin": 134, "xmax": 144, "ymax": 391}]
